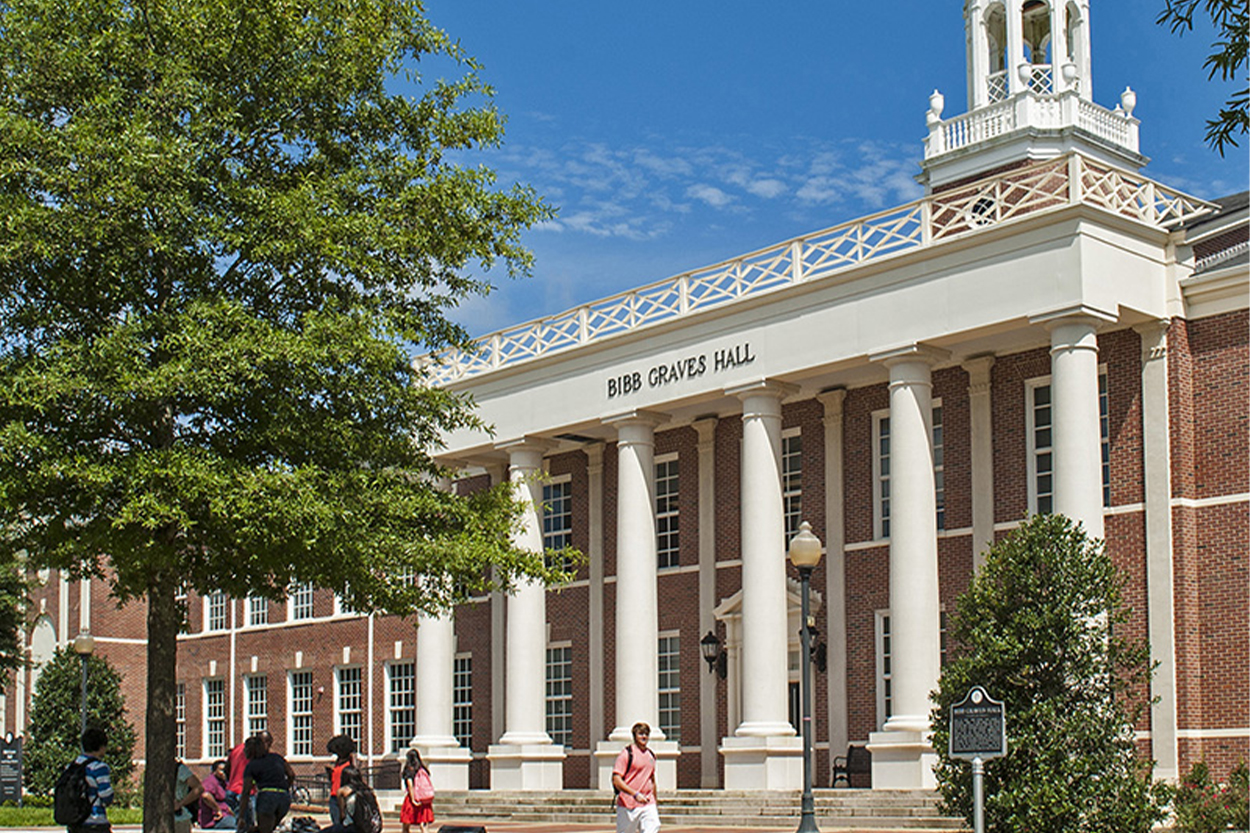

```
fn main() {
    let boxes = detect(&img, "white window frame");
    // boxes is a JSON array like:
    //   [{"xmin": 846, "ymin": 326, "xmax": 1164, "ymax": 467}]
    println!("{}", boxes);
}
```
[
  {"xmin": 334, "ymin": 592, "xmax": 359, "ymax": 617},
  {"xmin": 873, "ymin": 402, "xmax": 944, "ymax": 540},
  {"xmin": 782, "ymin": 428, "xmax": 803, "ymax": 542},
  {"xmin": 453, "ymin": 653, "xmax": 472, "ymax": 749},
  {"xmin": 872, "ymin": 410, "xmax": 892, "ymax": 540},
  {"xmin": 545, "ymin": 643, "xmax": 573, "ymax": 748},
  {"xmin": 289, "ymin": 583, "xmax": 315, "ymax": 621},
  {"xmin": 658, "ymin": 631, "xmax": 681, "ymax": 743},
  {"xmin": 288, "ymin": 670, "xmax": 314, "ymax": 758},
  {"xmin": 542, "ymin": 475, "xmax": 573, "ymax": 569},
  {"xmin": 247, "ymin": 596, "xmax": 269, "ymax": 627},
  {"xmin": 245, "ymin": 674, "xmax": 268, "ymax": 736},
  {"xmin": 876, "ymin": 607, "xmax": 948, "ymax": 730},
  {"xmin": 203, "ymin": 678, "xmax": 226, "ymax": 759},
  {"xmin": 175, "ymin": 682, "xmax": 187, "ymax": 760},
  {"xmin": 933, "ymin": 403, "xmax": 945, "ymax": 531},
  {"xmin": 335, "ymin": 666, "xmax": 363, "ymax": 747},
  {"xmin": 1026, "ymin": 371, "xmax": 1109, "ymax": 515},
  {"xmin": 387, "ymin": 661, "xmax": 416, "ymax": 753},
  {"xmin": 204, "ymin": 592, "xmax": 229, "ymax": 632},
  {"xmin": 655, "ymin": 453, "xmax": 680, "ymax": 569}
]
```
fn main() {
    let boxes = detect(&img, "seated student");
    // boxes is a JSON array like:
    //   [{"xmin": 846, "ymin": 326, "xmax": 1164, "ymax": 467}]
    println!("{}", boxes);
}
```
[
  {"xmin": 199, "ymin": 760, "xmax": 237, "ymax": 830},
  {"xmin": 320, "ymin": 766, "xmax": 379, "ymax": 833}
]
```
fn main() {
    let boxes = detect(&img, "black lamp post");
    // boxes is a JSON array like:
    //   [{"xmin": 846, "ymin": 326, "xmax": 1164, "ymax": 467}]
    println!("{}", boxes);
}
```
[
  {"xmin": 788, "ymin": 521, "xmax": 823, "ymax": 833},
  {"xmin": 72, "ymin": 631, "xmax": 95, "ymax": 736},
  {"xmin": 700, "ymin": 630, "xmax": 727, "ymax": 679}
]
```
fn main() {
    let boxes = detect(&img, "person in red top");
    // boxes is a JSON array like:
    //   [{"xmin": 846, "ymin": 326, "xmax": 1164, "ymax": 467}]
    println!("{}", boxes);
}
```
[
  {"xmin": 611, "ymin": 722, "xmax": 659, "ymax": 833},
  {"xmin": 225, "ymin": 739, "xmax": 248, "ymax": 813},
  {"xmin": 325, "ymin": 735, "xmax": 356, "ymax": 827}
]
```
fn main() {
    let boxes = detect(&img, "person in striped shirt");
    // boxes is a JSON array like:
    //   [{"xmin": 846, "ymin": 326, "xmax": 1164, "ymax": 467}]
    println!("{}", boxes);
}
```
[{"xmin": 72, "ymin": 728, "xmax": 114, "ymax": 833}]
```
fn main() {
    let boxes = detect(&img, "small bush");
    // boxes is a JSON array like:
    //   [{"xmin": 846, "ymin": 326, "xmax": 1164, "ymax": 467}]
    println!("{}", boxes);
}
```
[{"xmin": 1174, "ymin": 760, "xmax": 1250, "ymax": 833}]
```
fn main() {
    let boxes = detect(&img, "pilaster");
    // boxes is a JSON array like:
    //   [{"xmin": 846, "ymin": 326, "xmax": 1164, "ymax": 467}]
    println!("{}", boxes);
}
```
[
  {"xmin": 694, "ymin": 417, "xmax": 720, "ymax": 788},
  {"xmin": 585, "ymin": 443, "xmax": 606, "ymax": 787},
  {"xmin": 816, "ymin": 388, "xmax": 849, "ymax": 762},
  {"xmin": 964, "ymin": 355, "xmax": 996, "ymax": 571}
]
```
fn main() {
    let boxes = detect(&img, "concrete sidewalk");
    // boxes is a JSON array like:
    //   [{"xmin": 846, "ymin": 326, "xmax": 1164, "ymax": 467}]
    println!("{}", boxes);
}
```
[{"xmin": 0, "ymin": 824, "xmax": 964, "ymax": 833}]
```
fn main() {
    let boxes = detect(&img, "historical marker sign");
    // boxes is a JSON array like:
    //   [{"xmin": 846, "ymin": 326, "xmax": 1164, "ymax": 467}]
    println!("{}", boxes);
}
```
[
  {"xmin": 950, "ymin": 686, "xmax": 1006, "ymax": 761},
  {"xmin": 0, "ymin": 733, "xmax": 21, "ymax": 805}
]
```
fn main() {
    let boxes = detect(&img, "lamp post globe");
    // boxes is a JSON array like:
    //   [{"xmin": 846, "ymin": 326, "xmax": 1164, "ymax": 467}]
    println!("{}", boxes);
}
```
[
  {"xmin": 788, "ymin": 521, "xmax": 823, "ymax": 833},
  {"xmin": 73, "ymin": 631, "xmax": 95, "ymax": 737}
]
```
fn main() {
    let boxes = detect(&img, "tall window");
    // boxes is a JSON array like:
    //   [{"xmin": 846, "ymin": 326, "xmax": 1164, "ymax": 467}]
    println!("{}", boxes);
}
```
[
  {"xmin": 874, "ymin": 406, "xmax": 945, "ymax": 539},
  {"xmin": 289, "ymin": 671, "xmax": 314, "ymax": 757},
  {"xmin": 876, "ymin": 609, "xmax": 948, "ymax": 728},
  {"xmin": 658, "ymin": 634, "xmax": 681, "ymax": 743},
  {"xmin": 453, "ymin": 654, "xmax": 473, "ymax": 749},
  {"xmin": 545, "ymin": 645, "xmax": 573, "ymax": 747},
  {"xmin": 782, "ymin": 431, "xmax": 803, "ymax": 541},
  {"xmin": 336, "ymin": 667, "xmax": 363, "ymax": 747},
  {"xmin": 1028, "ymin": 374, "xmax": 1110, "ymax": 514},
  {"xmin": 175, "ymin": 683, "xmax": 186, "ymax": 760},
  {"xmin": 247, "ymin": 597, "xmax": 268, "ymax": 627},
  {"xmin": 204, "ymin": 678, "xmax": 226, "ymax": 758},
  {"xmin": 656, "ymin": 456, "xmax": 680, "ymax": 569},
  {"xmin": 289, "ymin": 583, "xmax": 315, "ymax": 621},
  {"xmin": 388, "ymin": 662, "xmax": 415, "ymax": 752},
  {"xmin": 933, "ymin": 405, "xmax": 945, "ymax": 530},
  {"xmin": 205, "ymin": 592, "xmax": 228, "ymax": 632},
  {"xmin": 542, "ymin": 478, "xmax": 573, "ymax": 569},
  {"xmin": 246, "ymin": 675, "xmax": 268, "ymax": 735}
]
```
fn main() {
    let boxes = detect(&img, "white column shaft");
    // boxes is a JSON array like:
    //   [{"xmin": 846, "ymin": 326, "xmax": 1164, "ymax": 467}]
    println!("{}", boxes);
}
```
[
  {"xmin": 966, "ymin": 356, "xmax": 996, "ymax": 571},
  {"xmin": 818, "ymin": 389, "xmax": 849, "ymax": 759},
  {"xmin": 414, "ymin": 612, "xmax": 457, "ymax": 746},
  {"xmin": 611, "ymin": 418, "xmax": 662, "ymax": 741},
  {"xmin": 500, "ymin": 446, "xmax": 552, "ymax": 745},
  {"xmin": 1048, "ymin": 318, "xmax": 1105, "ymax": 540},
  {"xmin": 884, "ymin": 359, "xmax": 942, "ymax": 733},
  {"xmin": 586, "ymin": 444, "xmax": 606, "ymax": 784},
  {"xmin": 736, "ymin": 390, "xmax": 794, "ymax": 737},
  {"xmin": 694, "ymin": 418, "xmax": 719, "ymax": 787}
]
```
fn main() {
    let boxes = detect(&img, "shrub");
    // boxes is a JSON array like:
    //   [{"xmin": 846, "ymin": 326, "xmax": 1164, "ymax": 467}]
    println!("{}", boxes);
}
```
[{"xmin": 1174, "ymin": 760, "xmax": 1250, "ymax": 833}]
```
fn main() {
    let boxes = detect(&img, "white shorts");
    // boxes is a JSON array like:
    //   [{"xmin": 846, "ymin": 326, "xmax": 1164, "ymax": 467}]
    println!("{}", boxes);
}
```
[{"xmin": 615, "ymin": 802, "xmax": 661, "ymax": 833}]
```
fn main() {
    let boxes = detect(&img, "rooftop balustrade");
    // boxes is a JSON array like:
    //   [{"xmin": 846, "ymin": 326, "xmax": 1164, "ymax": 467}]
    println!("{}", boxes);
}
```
[{"xmin": 424, "ymin": 154, "xmax": 1213, "ymax": 385}]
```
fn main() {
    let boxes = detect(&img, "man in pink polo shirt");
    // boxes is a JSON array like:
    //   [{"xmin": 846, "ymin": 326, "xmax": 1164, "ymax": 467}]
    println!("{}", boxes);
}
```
[{"xmin": 611, "ymin": 722, "xmax": 659, "ymax": 833}]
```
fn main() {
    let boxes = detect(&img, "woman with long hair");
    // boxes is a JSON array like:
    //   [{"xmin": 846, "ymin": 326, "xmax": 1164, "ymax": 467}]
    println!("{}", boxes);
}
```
[
  {"xmin": 400, "ymin": 749, "xmax": 434, "ymax": 833},
  {"xmin": 321, "ymin": 765, "xmax": 379, "ymax": 833}
]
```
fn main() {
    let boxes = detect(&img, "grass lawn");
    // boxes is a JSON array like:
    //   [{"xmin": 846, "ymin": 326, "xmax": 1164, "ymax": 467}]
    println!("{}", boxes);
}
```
[{"xmin": 0, "ymin": 807, "xmax": 143, "ymax": 826}]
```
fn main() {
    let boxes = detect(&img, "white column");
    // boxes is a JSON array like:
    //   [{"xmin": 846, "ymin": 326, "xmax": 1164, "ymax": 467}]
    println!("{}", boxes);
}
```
[
  {"xmin": 694, "ymin": 417, "xmax": 720, "ymax": 788},
  {"xmin": 586, "ymin": 444, "xmax": 606, "ymax": 788},
  {"xmin": 486, "ymin": 464, "xmax": 507, "ymax": 747},
  {"xmin": 868, "ymin": 344, "xmax": 948, "ymax": 789},
  {"xmin": 488, "ymin": 440, "xmax": 565, "ymax": 790},
  {"xmin": 817, "ymin": 389, "xmax": 849, "ymax": 763},
  {"xmin": 1135, "ymin": 320, "xmax": 1179, "ymax": 781},
  {"xmin": 1036, "ymin": 309, "xmax": 1112, "ymax": 540},
  {"xmin": 721, "ymin": 380, "xmax": 803, "ymax": 790},
  {"xmin": 965, "ymin": 356, "xmax": 996, "ymax": 572},
  {"xmin": 1006, "ymin": 0, "xmax": 1026, "ymax": 95},
  {"xmin": 595, "ymin": 412, "xmax": 678, "ymax": 789},
  {"xmin": 413, "ymin": 475, "xmax": 472, "ymax": 788}
]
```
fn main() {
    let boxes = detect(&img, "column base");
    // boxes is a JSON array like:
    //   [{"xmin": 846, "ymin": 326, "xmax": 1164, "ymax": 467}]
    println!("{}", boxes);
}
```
[
  {"xmin": 866, "ymin": 729, "xmax": 937, "ymax": 789},
  {"xmin": 720, "ymin": 735, "xmax": 804, "ymax": 790},
  {"xmin": 593, "ymin": 740, "xmax": 679, "ymax": 791},
  {"xmin": 411, "ymin": 743, "xmax": 472, "ymax": 791},
  {"xmin": 486, "ymin": 743, "xmax": 566, "ymax": 791}
]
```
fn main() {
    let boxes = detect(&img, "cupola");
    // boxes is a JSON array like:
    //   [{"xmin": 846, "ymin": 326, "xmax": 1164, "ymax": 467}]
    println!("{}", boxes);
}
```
[{"xmin": 919, "ymin": 0, "xmax": 1146, "ymax": 190}]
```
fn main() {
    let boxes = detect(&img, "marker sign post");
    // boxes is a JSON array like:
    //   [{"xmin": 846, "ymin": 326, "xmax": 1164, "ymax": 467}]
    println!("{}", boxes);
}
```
[
  {"xmin": 949, "ymin": 686, "xmax": 1006, "ymax": 833},
  {"xmin": 0, "ymin": 733, "xmax": 21, "ymax": 807}
]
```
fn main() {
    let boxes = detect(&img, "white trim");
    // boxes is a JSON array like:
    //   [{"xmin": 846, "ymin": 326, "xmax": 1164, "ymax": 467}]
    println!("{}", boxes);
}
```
[
  {"xmin": 288, "ymin": 583, "xmax": 315, "ymax": 622},
  {"xmin": 872, "ymin": 408, "xmax": 891, "ymax": 541},
  {"xmin": 654, "ymin": 451, "xmax": 679, "ymax": 465},
  {"xmin": 202, "ymin": 677, "xmax": 226, "ymax": 760},
  {"xmin": 334, "ymin": 665, "xmax": 364, "ymax": 744},
  {"xmin": 845, "ymin": 540, "xmax": 889, "ymax": 552},
  {"xmin": 384, "ymin": 659, "xmax": 416, "ymax": 754},
  {"xmin": 1176, "ymin": 728, "xmax": 1250, "ymax": 739},
  {"xmin": 287, "ymin": 668, "xmax": 315, "ymax": 758},
  {"xmin": 655, "ymin": 453, "xmax": 681, "ymax": 570},
  {"xmin": 1105, "ymin": 502, "xmax": 1145, "ymax": 516},
  {"xmin": 203, "ymin": 592, "xmax": 229, "ymax": 633},
  {"xmin": 1172, "ymin": 493, "xmax": 1250, "ymax": 509}
]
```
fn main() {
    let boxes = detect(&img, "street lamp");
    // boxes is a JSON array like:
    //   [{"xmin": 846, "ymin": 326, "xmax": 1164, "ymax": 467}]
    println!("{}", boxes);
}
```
[
  {"xmin": 72, "ymin": 631, "xmax": 95, "ymax": 737},
  {"xmin": 788, "ymin": 521, "xmax": 823, "ymax": 833},
  {"xmin": 699, "ymin": 630, "xmax": 727, "ymax": 679}
]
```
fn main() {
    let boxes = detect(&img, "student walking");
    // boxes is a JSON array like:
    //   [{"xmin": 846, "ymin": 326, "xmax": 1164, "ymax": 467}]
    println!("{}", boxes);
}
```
[
  {"xmin": 240, "ymin": 732, "xmax": 296, "ymax": 833},
  {"xmin": 611, "ymin": 722, "xmax": 659, "ymax": 833},
  {"xmin": 399, "ymin": 750, "xmax": 434, "ymax": 833},
  {"xmin": 68, "ymin": 728, "xmax": 114, "ymax": 833}
]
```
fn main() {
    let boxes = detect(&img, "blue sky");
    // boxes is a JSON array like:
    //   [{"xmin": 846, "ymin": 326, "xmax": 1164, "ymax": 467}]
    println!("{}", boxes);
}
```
[{"xmin": 418, "ymin": 1, "xmax": 1249, "ymax": 336}]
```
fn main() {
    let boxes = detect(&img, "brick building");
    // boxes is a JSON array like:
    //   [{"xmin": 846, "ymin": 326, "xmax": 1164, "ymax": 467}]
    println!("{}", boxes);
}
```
[{"xmin": 5, "ymin": 0, "xmax": 1247, "ymax": 794}]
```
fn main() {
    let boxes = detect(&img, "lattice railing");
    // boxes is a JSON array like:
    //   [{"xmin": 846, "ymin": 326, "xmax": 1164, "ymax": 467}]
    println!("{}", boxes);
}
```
[{"xmin": 426, "ymin": 156, "xmax": 1215, "ymax": 384}]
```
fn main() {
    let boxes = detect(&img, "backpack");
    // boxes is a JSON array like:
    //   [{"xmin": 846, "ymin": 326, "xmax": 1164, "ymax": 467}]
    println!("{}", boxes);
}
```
[
  {"xmin": 611, "ymin": 745, "xmax": 656, "ymax": 809},
  {"xmin": 53, "ymin": 759, "xmax": 92, "ymax": 825},
  {"xmin": 409, "ymin": 769, "xmax": 434, "ymax": 803},
  {"xmin": 352, "ymin": 790, "xmax": 383, "ymax": 833}
]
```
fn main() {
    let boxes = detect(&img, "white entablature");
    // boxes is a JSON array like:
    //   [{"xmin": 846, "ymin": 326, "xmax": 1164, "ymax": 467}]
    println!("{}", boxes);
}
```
[{"xmin": 922, "ymin": 0, "xmax": 1144, "ymax": 188}]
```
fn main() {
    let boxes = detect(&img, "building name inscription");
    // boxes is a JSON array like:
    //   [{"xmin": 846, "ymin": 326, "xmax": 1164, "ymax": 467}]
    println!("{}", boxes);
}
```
[{"xmin": 607, "ymin": 342, "xmax": 756, "ymax": 398}]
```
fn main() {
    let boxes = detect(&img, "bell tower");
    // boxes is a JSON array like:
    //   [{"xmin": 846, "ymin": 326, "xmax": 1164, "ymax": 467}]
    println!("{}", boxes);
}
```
[{"xmin": 920, "ymin": 0, "xmax": 1145, "ymax": 190}]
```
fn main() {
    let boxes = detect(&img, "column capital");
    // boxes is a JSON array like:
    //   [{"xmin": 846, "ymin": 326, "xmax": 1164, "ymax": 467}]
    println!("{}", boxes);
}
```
[
  {"xmin": 1132, "ymin": 319, "xmax": 1171, "ymax": 363},
  {"xmin": 584, "ymin": 442, "xmax": 604, "ymax": 474},
  {"xmin": 1028, "ymin": 303, "xmax": 1117, "ymax": 331},
  {"xmin": 692, "ymin": 415, "xmax": 719, "ymax": 447},
  {"xmin": 496, "ymin": 436, "xmax": 558, "ymax": 456},
  {"xmin": 868, "ymin": 342, "xmax": 951, "ymax": 368},
  {"xmin": 816, "ymin": 386, "xmax": 847, "ymax": 418},
  {"xmin": 725, "ymin": 379, "xmax": 800, "ymax": 402},
  {"xmin": 603, "ymin": 409, "xmax": 668, "ymax": 430},
  {"xmin": 963, "ymin": 354, "xmax": 996, "ymax": 393}
]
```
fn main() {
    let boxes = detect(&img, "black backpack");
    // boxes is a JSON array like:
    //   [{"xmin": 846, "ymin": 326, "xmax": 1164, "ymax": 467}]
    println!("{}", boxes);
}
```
[
  {"xmin": 611, "ymin": 745, "xmax": 656, "ymax": 809},
  {"xmin": 53, "ymin": 759, "xmax": 92, "ymax": 825},
  {"xmin": 352, "ymin": 789, "xmax": 383, "ymax": 833}
]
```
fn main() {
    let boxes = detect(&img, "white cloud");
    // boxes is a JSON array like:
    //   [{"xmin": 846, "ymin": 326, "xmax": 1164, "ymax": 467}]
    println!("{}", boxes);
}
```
[
  {"xmin": 746, "ymin": 178, "xmax": 787, "ymax": 198},
  {"xmin": 686, "ymin": 183, "xmax": 735, "ymax": 209}
]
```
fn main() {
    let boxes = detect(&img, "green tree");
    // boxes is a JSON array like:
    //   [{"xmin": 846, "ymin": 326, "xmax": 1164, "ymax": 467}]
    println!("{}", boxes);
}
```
[
  {"xmin": 1157, "ymin": 0, "xmax": 1248, "ymax": 155},
  {"xmin": 930, "ymin": 514, "xmax": 1169, "ymax": 833},
  {"xmin": 0, "ymin": 562, "xmax": 28, "ymax": 673},
  {"xmin": 23, "ymin": 646, "xmax": 137, "ymax": 799},
  {"xmin": 0, "ymin": 1, "xmax": 564, "ymax": 831}
]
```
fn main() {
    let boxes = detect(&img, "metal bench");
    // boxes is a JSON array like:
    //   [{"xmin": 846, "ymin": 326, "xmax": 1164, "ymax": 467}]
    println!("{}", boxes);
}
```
[{"xmin": 830, "ymin": 744, "xmax": 871, "ymax": 787}]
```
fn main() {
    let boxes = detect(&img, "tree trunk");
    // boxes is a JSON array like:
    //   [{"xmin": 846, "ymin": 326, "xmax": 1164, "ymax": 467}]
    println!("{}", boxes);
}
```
[{"xmin": 143, "ymin": 570, "xmax": 179, "ymax": 833}]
